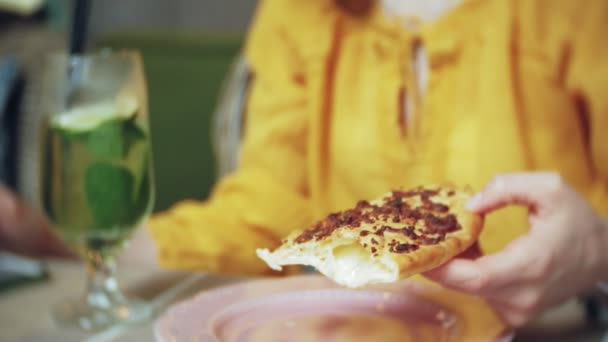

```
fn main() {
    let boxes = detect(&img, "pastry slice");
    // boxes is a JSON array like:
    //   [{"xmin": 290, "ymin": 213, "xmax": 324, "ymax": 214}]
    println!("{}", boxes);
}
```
[{"xmin": 257, "ymin": 186, "xmax": 482, "ymax": 288}]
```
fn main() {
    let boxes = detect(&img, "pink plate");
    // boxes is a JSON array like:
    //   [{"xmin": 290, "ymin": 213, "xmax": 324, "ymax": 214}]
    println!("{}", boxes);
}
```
[{"xmin": 155, "ymin": 275, "xmax": 511, "ymax": 342}]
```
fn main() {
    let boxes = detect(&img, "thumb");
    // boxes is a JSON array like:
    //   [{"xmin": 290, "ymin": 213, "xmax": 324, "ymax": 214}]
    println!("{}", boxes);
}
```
[
  {"xmin": 423, "ymin": 243, "xmax": 483, "ymax": 288},
  {"xmin": 425, "ymin": 236, "xmax": 536, "ymax": 293},
  {"xmin": 424, "ymin": 258, "xmax": 483, "ymax": 291},
  {"xmin": 465, "ymin": 172, "xmax": 562, "ymax": 215}
]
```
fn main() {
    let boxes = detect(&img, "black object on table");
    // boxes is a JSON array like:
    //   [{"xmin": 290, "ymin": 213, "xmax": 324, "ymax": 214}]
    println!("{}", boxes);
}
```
[
  {"xmin": 0, "ymin": 55, "xmax": 47, "ymax": 291},
  {"xmin": 0, "ymin": 55, "xmax": 22, "ymax": 190}
]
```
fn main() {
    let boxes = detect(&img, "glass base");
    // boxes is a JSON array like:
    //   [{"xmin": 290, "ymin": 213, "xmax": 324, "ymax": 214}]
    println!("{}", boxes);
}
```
[{"xmin": 51, "ymin": 296, "xmax": 152, "ymax": 332}]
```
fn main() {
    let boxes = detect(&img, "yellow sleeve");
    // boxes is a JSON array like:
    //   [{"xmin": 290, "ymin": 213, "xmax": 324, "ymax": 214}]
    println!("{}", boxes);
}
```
[
  {"xmin": 565, "ymin": 0, "xmax": 608, "ymax": 215},
  {"xmin": 148, "ymin": 0, "xmax": 312, "ymax": 275}
]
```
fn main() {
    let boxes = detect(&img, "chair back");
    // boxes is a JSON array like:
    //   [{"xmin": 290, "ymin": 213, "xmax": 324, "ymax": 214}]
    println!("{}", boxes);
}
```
[{"xmin": 211, "ymin": 54, "xmax": 251, "ymax": 178}]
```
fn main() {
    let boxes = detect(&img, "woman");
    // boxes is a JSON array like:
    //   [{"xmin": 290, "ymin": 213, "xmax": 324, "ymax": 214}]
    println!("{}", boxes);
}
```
[
  {"xmin": 147, "ymin": 0, "xmax": 608, "ymax": 331},
  {"xmin": 3, "ymin": 0, "xmax": 608, "ymax": 334}
]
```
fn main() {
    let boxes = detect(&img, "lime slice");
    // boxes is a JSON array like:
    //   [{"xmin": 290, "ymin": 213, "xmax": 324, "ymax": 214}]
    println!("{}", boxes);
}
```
[{"xmin": 51, "ymin": 96, "xmax": 138, "ymax": 133}]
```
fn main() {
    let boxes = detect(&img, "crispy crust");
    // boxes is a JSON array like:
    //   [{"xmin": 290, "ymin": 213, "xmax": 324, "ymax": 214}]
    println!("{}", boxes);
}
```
[
  {"xmin": 257, "ymin": 185, "xmax": 483, "ymax": 286},
  {"xmin": 390, "ymin": 189, "xmax": 483, "ymax": 278}
]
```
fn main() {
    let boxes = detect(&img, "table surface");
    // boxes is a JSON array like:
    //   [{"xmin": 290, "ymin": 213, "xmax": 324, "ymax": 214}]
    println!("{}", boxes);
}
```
[{"xmin": 0, "ymin": 260, "xmax": 606, "ymax": 342}]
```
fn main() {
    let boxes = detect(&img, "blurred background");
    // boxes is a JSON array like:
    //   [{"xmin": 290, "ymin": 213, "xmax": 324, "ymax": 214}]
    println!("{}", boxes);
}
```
[{"xmin": 1, "ymin": 0, "xmax": 256, "ymax": 212}]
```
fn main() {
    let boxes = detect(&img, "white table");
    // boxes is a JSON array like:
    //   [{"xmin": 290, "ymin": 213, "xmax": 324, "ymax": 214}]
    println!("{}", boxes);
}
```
[
  {"xmin": 0, "ymin": 260, "xmax": 605, "ymax": 342},
  {"xmin": 0, "ymin": 260, "xmax": 239, "ymax": 342}
]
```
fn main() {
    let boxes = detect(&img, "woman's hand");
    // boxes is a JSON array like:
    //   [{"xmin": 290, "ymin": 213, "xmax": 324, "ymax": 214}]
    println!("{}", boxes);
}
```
[
  {"xmin": 425, "ymin": 172, "xmax": 608, "ymax": 327},
  {"xmin": 0, "ymin": 183, "xmax": 158, "ymax": 268},
  {"xmin": 0, "ymin": 185, "xmax": 69, "ymax": 258}
]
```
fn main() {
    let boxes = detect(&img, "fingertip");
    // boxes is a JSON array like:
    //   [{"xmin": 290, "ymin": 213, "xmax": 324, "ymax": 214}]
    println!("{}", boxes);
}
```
[
  {"xmin": 0, "ymin": 188, "xmax": 17, "ymax": 216},
  {"xmin": 424, "ymin": 259, "xmax": 483, "ymax": 292},
  {"xmin": 465, "ymin": 193, "xmax": 482, "ymax": 211}
]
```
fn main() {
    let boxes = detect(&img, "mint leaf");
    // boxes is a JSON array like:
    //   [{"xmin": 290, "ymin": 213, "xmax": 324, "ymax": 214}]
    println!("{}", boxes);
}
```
[
  {"xmin": 86, "ymin": 118, "xmax": 148, "ymax": 160},
  {"xmin": 87, "ymin": 120, "xmax": 124, "ymax": 159},
  {"xmin": 85, "ymin": 163, "xmax": 134, "ymax": 228}
]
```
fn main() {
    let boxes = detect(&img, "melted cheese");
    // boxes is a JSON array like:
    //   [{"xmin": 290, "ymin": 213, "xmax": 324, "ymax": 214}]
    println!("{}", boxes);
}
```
[{"xmin": 257, "ymin": 242, "xmax": 398, "ymax": 288}]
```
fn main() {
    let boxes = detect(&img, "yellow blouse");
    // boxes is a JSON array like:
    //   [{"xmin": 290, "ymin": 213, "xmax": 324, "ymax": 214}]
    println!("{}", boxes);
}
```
[{"xmin": 150, "ymin": 0, "xmax": 608, "ymax": 336}]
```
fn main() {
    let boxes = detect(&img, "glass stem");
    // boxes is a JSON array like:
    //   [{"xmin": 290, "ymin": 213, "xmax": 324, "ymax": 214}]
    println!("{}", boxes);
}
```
[{"xmin": 84, "ymin": 250, "xmax": 126, "ymax": 310}]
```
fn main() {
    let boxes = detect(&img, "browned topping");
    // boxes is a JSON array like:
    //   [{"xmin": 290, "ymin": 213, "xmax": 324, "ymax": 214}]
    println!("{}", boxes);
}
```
[
  {"xmin": 402, "ymin": 226, "xmax": 419, "ymax": 239},
  {"xmin": 356, "ymin": 200, "xmax": 371, "ymax": 209},
  {"xmin": 342, "ymin": 211, "xmax": 356, "ymax": 225},
  {"xmin": 294, "ymin": 186, "xmax": 462, "ymax": 249},
  {"xmin": 374, "ymin": 225, "xmax": 403, "ymax": 236},
  {"xmin": 388, "ymin": 197, "xmax": 403, "ymax": 208},
  {"xmin": 294, "ymin": 204, "xmax": 376, "ymax": 243},
  {"xmin": 423, "ymin": 214, "xmax": 459, "ymax": 234},
  {"xmin": 418, "ymin": 236, "xmax": 442, "ymax": 245},
  {"xmin": 391, "ymin": 243, "xmax": 419, "ymax": 254},
  {"xmin": 371, "ymin": 247, "xmax": 377, "ymax": 253},
  {"xmin": 424, "ymin": 202, "xmax": 449, "ymax": 213},
  {"xmin": 293, "ymin": 210, "xmax": 346, "ymax": 243}
]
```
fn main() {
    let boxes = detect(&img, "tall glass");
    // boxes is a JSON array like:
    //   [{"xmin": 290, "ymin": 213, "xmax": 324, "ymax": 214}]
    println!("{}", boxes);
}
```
[{"xmin": 39, "ymin": 50, "xmax": 154, "ymax": 331}]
